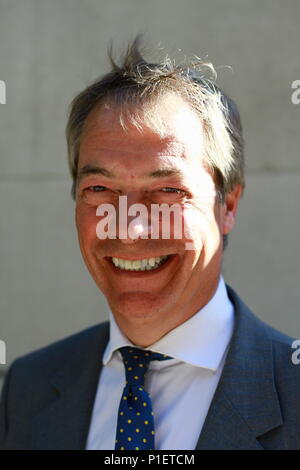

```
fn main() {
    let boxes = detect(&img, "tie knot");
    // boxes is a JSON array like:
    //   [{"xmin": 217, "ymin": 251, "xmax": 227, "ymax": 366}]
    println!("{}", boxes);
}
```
[{"xmin": 119, "ymin": 347, "xmax": 171, "ymax": 387}]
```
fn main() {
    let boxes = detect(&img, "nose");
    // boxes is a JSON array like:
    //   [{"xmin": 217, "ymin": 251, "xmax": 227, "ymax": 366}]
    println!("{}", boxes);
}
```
[
  {"xmin": 116, "ymin": 194, "xmax": 152, "ymax": 244},
  {"xmin": 118, "ymin": 212, "xmax": 152, "ymax": 244}
]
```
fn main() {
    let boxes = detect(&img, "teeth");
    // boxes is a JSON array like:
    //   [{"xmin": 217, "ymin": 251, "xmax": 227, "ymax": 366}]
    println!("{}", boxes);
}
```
[
  {"xmin": 124, "ymin": 260, "xmax": 131, "ymax": 270},
  {"xmin": 132, "ymin": 260, "xmax": 141, "ymax": 269},
  {"xmin": 111, "ymin": 255, "xmax": 169, "ymax": 271}
]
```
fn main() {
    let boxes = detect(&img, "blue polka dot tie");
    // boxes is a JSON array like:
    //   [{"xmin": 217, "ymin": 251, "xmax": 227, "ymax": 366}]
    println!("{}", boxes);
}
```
[{"xmin": 114, "ymin": 346, "xmax": 172, "ymax": 450}]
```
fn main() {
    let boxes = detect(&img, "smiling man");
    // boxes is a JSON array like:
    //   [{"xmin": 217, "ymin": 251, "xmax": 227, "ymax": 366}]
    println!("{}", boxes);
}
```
[
  {"xmin": 1, "ymin": 38, "xmax": 300, "ymax": 450},
  {"xmin": 75, "ymin": 91, "xmax": 240, "ymax": 348}
]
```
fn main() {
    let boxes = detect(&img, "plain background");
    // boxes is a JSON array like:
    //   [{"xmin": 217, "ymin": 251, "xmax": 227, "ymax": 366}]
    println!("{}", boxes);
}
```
[{"xmin": 0, "ymin": 0, "xmax": 300, "ymax": 389}]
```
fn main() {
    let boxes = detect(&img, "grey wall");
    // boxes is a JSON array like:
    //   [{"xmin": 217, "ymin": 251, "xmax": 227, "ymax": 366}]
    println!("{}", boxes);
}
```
[{"xmin": 1, "ymin": 0, "xmax": 300, "ymax": 388}]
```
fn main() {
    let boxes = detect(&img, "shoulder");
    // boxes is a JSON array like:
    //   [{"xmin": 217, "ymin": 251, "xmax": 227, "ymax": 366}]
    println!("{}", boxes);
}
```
[
  {"xmin": 227, "ymin": 283, "xmax": 300, "ymax": 382},
  {"xmin": 0, "ymin": 322, "xmax": 110, "ymax": 449},
  {"xmin": 6, "ymin": 321, "xmax": 109, "ymax": 383},
  {"xmin": 248, "ymin": 303, "xmax": 299, "ymax": 372},
  {"xmin": 263, "ymin": 321, "xmax": 300, "ymax": 388}
]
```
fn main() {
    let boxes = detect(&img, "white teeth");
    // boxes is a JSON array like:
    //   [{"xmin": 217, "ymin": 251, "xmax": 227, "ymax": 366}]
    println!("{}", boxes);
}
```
[
  {"xmin": 132, "ymin": 260, "xmax": 142, "ymax": 269},
  {"xmin": 111, "ymin": 255, "xmax": 169, "ymax": 271},
  {"xmin": 124, "ymin": 260, "xmax": 131, "ymax": 270}
]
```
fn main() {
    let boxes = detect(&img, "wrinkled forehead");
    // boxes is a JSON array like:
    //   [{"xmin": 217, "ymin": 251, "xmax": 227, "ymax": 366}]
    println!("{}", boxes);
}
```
[{"xmin": 77, "ymin": 95, "xmax": 216, "ymax": 196}]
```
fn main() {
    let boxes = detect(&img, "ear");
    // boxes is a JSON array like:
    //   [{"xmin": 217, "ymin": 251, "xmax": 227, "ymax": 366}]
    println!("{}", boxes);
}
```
[{"xmin": 222, "ymin": 184, "xmax": 243, "ymax": 235}]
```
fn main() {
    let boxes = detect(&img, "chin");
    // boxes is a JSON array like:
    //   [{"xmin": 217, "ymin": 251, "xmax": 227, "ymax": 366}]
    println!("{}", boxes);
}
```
[{"xmin": 109, "ymin": 291, "xmax": 167, "ymax": 321}]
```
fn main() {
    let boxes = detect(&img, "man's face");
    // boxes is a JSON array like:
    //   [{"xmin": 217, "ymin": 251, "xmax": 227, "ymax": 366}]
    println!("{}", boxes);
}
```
[{"xmin": 75, "ymin": 95, "xmax": 240, "ymax": 344}]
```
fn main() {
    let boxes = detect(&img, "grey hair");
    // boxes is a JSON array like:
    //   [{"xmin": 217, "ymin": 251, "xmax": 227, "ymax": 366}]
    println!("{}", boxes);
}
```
[{"xmin": 66, "ymin": 36, "xmax": 245, "ymax": 248}]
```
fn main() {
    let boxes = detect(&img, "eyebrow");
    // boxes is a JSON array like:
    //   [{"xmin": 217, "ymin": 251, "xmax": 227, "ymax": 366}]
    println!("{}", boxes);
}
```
[
  {"xmin": 78, "ymin": 165, "xmax": 114, "ymax": 181},
  {"xmin": 77, "ymin": 165, "xmax": 183, "ymax": 182}
]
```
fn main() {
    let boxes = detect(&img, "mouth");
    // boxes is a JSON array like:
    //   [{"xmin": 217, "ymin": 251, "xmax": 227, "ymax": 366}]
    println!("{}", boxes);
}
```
[{"xmin": 105, "ymin": 254, "xmax": 176, "ymax": 273}]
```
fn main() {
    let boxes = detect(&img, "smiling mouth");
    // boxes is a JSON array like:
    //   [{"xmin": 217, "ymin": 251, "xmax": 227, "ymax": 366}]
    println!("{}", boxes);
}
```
[{"xmin": 108, "ymin": 255, "xmax": 173, "ymax": 272}]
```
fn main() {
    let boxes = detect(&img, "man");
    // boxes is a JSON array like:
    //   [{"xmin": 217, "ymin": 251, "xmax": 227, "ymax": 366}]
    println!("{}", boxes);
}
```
[{"xmin": 1, "ymin": 37, "xmax": 300, "ymax": 450}]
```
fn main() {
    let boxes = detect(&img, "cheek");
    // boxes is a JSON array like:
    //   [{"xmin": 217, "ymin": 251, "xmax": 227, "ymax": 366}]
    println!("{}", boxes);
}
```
[
  {"xmin": 75, "ymin": 205, "xmax": 98, "ymax": 244},
  {"xmin": 182, "ymin": 206, "xmax": 204, "ymax": 252},
  {"xmin": 182, "ymin": 203, "xmax": 220, "ymax": 252}
]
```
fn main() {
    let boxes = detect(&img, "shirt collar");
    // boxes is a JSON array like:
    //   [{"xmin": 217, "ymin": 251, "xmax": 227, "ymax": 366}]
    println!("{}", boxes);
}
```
[{"xmin": 103, "ymin": 275, "xmax": 234, "ymax": 371}]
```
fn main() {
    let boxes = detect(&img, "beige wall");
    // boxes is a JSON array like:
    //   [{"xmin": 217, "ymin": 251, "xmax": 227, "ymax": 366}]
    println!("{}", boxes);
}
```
[{"xmin": 1, "ymin": 0, "xmax": 300, "ymax": 387}]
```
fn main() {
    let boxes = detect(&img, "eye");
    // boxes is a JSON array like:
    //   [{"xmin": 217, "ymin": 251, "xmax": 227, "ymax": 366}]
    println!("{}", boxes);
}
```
[
  {"xmin": 86, "ymin": 185, "xmax": 107, "ymax": 192},
  {"xmin": 161, "ymin": 187, "xmax": 185, "ymax": 194}
]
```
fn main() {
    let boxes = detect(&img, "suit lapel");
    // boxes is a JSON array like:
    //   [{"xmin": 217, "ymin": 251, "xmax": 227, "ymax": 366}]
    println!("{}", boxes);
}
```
[
  {"xmin": 196, "ymin": 390, "xmax": 263, "ymax": 449},
  {"xmin": 31, "ymin": 323, "xmax": 109, "ymax": 450},
  {"xmin": 195, "ymin": 285, "xmax": 283, "ymax": 449}
]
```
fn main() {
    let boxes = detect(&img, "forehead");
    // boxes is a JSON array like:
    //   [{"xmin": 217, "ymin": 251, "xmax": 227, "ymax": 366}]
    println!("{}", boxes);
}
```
[{"xmin": 79, "ymin": 94, "xmax": 205, "ymax": 162}]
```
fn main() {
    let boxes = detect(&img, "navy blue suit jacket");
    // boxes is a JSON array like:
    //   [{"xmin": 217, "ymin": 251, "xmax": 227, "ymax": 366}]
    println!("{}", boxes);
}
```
[{"xmin": 1, "ymin": 285, "xmax": 300, "ymax": 449}]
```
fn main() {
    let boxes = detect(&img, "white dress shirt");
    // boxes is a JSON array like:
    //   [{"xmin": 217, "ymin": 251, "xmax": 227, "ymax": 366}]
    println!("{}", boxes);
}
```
[{"xmin": 86, "ymin": 275, "xmax": 234, "ymax": 450}]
